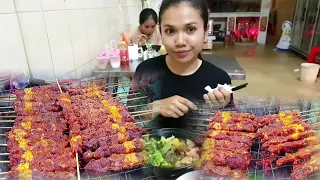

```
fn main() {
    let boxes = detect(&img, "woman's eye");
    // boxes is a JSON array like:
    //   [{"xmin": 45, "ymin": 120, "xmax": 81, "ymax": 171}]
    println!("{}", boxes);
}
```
[
  {"xmin": 165, "ymin": 29, "xmax": 174, "ymax": 35},
  {"xmin": 187, "ymin": 27, "xmax": 196, "ymax": 33}
]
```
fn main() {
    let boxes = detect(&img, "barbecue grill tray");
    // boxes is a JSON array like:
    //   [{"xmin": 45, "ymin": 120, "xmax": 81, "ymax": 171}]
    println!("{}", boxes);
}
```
[{"xmin": 1, "ymin": 76, "xmax": 320, "ymax": 180}]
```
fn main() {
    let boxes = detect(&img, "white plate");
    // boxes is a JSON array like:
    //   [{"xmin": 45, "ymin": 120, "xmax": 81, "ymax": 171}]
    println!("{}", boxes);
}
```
[{"xmin": 176, "ymin": 170, "xmax": 218, "ymax": 180}]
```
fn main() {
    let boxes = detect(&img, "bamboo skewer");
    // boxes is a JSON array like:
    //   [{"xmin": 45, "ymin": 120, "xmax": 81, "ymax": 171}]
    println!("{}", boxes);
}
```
[
  {"xmin": 111, "ymin": 89, "xmax": 136, "ymax": 95},
  {"xmin": 126, "ymin": 92, "xmax": 141, "ymax": 97},
  {"xmin": 0, "ymin": 100, "xmax": 14, "ymax": 103},
  {"xmin": 56, "ymin": 78, "xmax": 81, "ymax": 180},
  {"xmin": 0, "ymin": 116, "xmax": 16, "ymax": 118},
  {"xmin": 0, "ymin": 95, "xmax": 16, "ymax": 98},
  {"xmin": 127, "ymin": 104, "xmax": 148, "ymax": 109},
  {"xmin": 76, "ymin": 153, "xmax": 80, "ymax": 180},
  {"xmin": 121, "ymin": 96, "xmax": 149, "ymax": 102},
  {"xmin": 0, "ymin": 111, "xmax": 15, "ymax": 114},
  {"xmin": 135, "ymin": 119, "xmax": 154, "ymax": 124},
  {"xmin": 107, "ymin": 83, "xmax": 131, "ymax": 88},
  {"xmin": 0, "ymin": 106, "xmax": 13, "ymax": 109},
  {"xmin": 301, "ymin": 112, "xmax": 320, "ymax": 117},
  {"xmin": 0, "ymin": 120, "xmax": 15, "ymax": 123},
  {"xmin": 132, "ymin": 112, "xmax": 153, "ymax": 117},
  {"xmin": 298, "ymin": 109, "xmax": 320, "ymax": 114},
  {"xmin": 131, "ymin": 110, "xmax": 153, "ymax": 115},
  {"xmin": 312, "ymin": 122, "xmax": 320, "ymax": 127}
]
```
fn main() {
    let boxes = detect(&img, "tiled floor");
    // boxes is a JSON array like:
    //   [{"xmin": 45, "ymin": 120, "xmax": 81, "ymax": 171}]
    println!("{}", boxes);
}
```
[{"xmin": 205, "ymin": 44, "xmax": 320, "ymax": 99}]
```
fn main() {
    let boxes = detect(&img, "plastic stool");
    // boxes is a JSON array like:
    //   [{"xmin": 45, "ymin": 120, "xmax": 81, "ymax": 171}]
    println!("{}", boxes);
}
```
[{"xmin": 307, "ymin": 47, "xmax": 320, "ymax": 64}]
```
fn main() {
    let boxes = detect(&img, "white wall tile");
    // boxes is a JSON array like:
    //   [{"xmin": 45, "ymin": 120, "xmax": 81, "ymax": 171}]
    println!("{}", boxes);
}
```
[
  {"xmin": 103, "ymin": 0, "xmax": 118, "ymax": 8},
  {"xmin": 44, "ymin": 11, "xmax": 76, "ymax": 79},
  {"xmin": 0, "ymin": 14, "xmax": 27, "ymax": 72},
  {"xmin": 136, "ymin": 0, "xmax": 142, "ymax": 8},
  {"xmin": 67, "ymin": 10, "xmax": 91, "ymax": 78},
  {"xmin": 66, "ymin": 0, "xmax": 84, "ymax": 9},
  {"xmin": 121, "ymin": 0, "xmax": 135, "ymax": 7},
  {"xmin": 104, "ymin": 7, "xmax": 121, "ymax": 42},
  {"xmin": 99, "ymin": 9, "xmax": 109, "ymax": 49},
  {"xmin": 15, "ymin": 0, "xmax": 42, "ymax": 12},
  {"xmin": 0, "ymin": 0, "xmax": 142, "ymax": 79},
  {"xmin": 18, "ymin": 12, "xmax": 54, "ymax": 79},
  {"xmin": 93, "ymin": 0, "xmax": 104, "ymax": 8},
  {"xmin": 84, "ymin": 9, "xmax": 101, "ymax": 60},
  {"xmin": 41, "ymin": 0, "xmax": 65, "ymax": 11},
  {"xmin": 0, "ymin": 0, "xmax": 15, "ymax": 13},
  {"xmin": 127, "ymin": 6, "xmax": 141, "ymax": 29},
  {"xmin": 83, "ymin": 0, "xmax": 95, "ymax": 9}
]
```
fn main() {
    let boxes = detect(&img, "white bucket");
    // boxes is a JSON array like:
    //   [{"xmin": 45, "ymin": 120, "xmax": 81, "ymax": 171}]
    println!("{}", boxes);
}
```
[{"xmin": 300, "ymin": 63, "xmax": 320, "ymax": 84}]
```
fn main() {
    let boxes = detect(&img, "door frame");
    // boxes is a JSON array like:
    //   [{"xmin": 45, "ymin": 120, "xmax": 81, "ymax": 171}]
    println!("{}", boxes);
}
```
[
  {"xmin": 291, "ymin": 0, "xmax": 309, "ymax": 49},
  {"xmin": 309, "ymin": 0, "xmax": 320, "ymax": 51}
]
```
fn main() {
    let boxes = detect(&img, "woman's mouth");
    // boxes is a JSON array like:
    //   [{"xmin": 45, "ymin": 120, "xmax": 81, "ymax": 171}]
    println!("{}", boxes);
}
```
[{"xmin": 175, "ymin": 50, "xmax": 190, "ymax": 58}]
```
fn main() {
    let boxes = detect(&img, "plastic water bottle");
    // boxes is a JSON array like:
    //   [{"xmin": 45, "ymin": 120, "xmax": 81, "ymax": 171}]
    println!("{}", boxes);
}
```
[{"xmin": 147, "ymin": 40, "xmax": 154, "ymax": 59}]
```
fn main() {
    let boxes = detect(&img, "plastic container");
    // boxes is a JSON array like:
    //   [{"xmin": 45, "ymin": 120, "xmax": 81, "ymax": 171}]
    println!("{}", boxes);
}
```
[
  {"xmin": 96, "ymin": 53, "xmax": 109, "ymax": 70},
  {"xmin": 300, "ymin": 63, "xmax": 320, "ymax": 84},
  {"xmin": 110, "ymin": 50, "xmax": 121, "ymax": 68},
  {"xmin": 120, "ymin": 41, "xmax": 129, "ymax": 66}
]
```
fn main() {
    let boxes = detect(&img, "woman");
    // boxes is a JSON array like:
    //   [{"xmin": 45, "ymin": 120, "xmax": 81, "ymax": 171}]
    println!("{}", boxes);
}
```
[
  {"xmin": 131, "ymin": 0, "xmax": 231, "ymax": 121},
  {"xmin": 128, "ymin": 8, "xmax": 162, "ymax": 46}
]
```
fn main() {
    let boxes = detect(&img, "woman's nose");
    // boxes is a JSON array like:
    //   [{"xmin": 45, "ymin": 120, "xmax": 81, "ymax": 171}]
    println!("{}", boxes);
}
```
[{"xmin": 175, "ymin": 33, "xmax": 186, "ymax": 46}]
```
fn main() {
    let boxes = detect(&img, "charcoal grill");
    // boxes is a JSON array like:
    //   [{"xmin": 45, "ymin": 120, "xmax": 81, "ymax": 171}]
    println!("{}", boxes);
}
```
[{"xmin": 0, "ymin": 75, "xmax": 320, "ymax": 180}]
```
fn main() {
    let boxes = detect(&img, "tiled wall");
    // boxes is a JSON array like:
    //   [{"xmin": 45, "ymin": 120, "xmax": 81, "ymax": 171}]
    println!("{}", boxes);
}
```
[{"xmin": 0, "ymin": 0, "xmax": 142, "ymax": 80}]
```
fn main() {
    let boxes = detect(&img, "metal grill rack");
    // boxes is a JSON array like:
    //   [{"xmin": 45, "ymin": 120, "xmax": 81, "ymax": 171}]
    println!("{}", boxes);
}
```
[
  {"xmin": 0, "ymin": 76, "xmax": 320, "ymax": 179},
  {"xmin": 182, "ymin": 97, "xmax": 320, "ymax": 180},
  {"xmin": 0, "ymin": 75, "xmax": 160, "ymax": 180}
]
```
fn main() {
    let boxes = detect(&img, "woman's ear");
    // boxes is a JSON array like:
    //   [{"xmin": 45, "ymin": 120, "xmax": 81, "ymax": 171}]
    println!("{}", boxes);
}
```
[
  {"xmin": 204, "ymin": 30, "xmax": 208, "ymax": 43},
  {"xmin": 204, "ymin": 24, "xmax": 209, "ymax": 43}
]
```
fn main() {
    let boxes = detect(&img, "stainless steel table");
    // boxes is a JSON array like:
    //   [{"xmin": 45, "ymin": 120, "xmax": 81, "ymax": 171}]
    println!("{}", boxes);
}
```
[
  {"xmin": 93, "ymin": 54, "xmax": 246, "ymax": 80},
  {"xmin": 202, "ymin": 54, "xmax": 246, "ymax": 80}
]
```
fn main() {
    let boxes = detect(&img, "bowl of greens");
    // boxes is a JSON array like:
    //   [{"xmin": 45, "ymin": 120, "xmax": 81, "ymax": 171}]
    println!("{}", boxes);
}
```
[{"xmin": 144, "ymin": 128, "xmax": 202, "ymax": 178}]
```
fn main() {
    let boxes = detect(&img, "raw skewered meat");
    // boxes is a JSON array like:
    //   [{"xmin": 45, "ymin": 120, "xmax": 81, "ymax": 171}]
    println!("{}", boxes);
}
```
[
  {"xmin": 267, "ymin": 136, "xmax": 319, "ymax": 155},
  {"xmin": 276, "ymin": 144, "xmax": 320, "ymax": 167},
  {"xmin": 84, "ymin": 152, "xmax": 149, "ymax": 174},
  {"xmin": 291, "ymin": 152, "xmax": 320, "ymax": 180},
  {"xmin": 261, "ymin": 130, "xmax": 316, "ymax": 150}
]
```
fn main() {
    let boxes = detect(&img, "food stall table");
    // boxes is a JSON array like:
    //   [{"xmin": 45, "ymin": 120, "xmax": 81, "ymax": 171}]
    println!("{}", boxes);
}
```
[{"xmin": 92, "ymin": 54, "xmax": 246, "ymax": 80}]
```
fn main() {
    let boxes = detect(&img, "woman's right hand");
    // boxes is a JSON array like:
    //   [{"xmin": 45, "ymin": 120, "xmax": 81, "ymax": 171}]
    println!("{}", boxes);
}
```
[
  {"xmin": 138, "ymin": 34, "xmax": 148, "ymax": 46},
  {"xmin": 152, "ymin": 95, "xmax": 198, "ymax": 118}
]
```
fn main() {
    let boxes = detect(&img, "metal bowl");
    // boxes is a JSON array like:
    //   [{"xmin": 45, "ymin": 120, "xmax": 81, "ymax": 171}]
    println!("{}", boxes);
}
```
[
  {"xmin": 147, "ymin": 128, "xmax": 202, "ymax": 179},
  {"xmin": 141, "ymin": 45, "xmax": 161, "ymax": 52}
]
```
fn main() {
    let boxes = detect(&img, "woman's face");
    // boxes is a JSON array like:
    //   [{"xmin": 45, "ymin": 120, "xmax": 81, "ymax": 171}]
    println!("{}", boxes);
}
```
[
  {"xmin": 139, "ymin": 19, "xmax": 157, "ymax": 36},
  {"xmin": 160, "ymin": 3, "xmax": 207, "ymax": 64}
]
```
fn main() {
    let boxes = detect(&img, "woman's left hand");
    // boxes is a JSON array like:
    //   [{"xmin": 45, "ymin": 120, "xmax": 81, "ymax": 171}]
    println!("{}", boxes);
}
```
[{"xmin": 203, "ymin": 87, "xmax": 231, "ymax": 107}]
